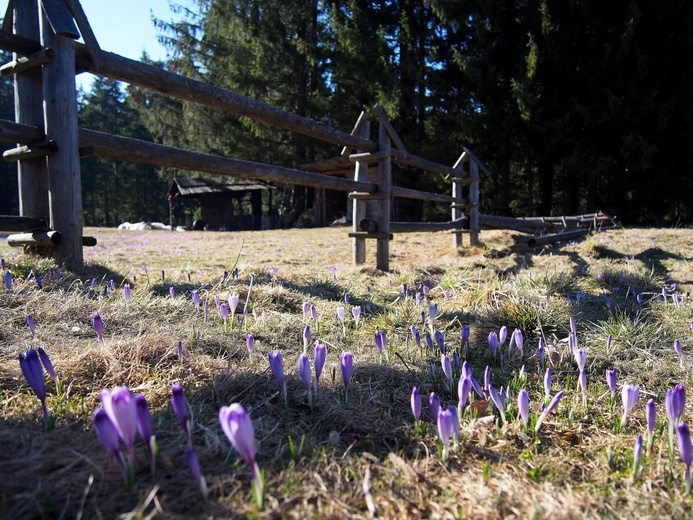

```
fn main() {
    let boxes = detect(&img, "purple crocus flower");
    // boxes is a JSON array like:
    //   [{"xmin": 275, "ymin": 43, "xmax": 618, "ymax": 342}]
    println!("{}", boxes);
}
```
[
  {"xmin": 512, "ymin": 329, "xmax": 524, "ymax": 357},
  {"xmin": 677, "ymin": 422, "xmax": 692, "ymax": 494},
  {"xmin": 621, "ymin": 383, "xmax": 640, "ymax": 428},
  {"xmin": 186, "ymin": 448, "xmax": 209, "ymax": 500},
  {"xmin": 5, "ymin": 271, "xmax": 12, "ymax": 291},
  {"xmin": 374, "ymin": 331, "xmax": 386, "ymax": 355},
  {"xmin": 488, "ymin": 332, "xmax": 499, "ymax": 355},
  {"xmin": 93, "ymin": 408, "xmax": 124, "ymax": 469},
  {"xmin": 27, "ymin": 314, "xmax": 35, "ymax": 336},
  {"xmin": 229, "ymin": 293, "xmax": 239, "ymax": 317},
  {"xmin": 429, "ymin": 392, "xmax": 440, "ymax": 422},
  {"xmin": 488, "ymin": 384, "xmax": 507, "ymax": 424},
  {"xmin": 428, "ymin": 304, "xmax": 437, "ymax": 330},
  {"xmin": 219, "ymin": 402, "xmax": 263, "ymax": 507},
  {"xmin": 499, "ymin": 326, "xmax": 508, "ymax": 346},
  {"xmin": 448, "ymin": 404, "xmax": 460, "ymax": 444},
  {"xmin": 352, "ymin": 306, "xmax": 361, "ymax": 327},
  {"xmin": 135, "ymin": 394, "xmax": 153, "ymax": 446},
  {"xmin": 93, "ymin": 313, "xmax": 104, "ymax": 342},
  {"xmin": 646, "ymin": 398, "xmax": 656, "ymax": 450},
  {"xmin": 425, "ymin": 332, "xmax": 434, "ymax": 351},
  {"xmin": 341, "ymin": 351, "xmax": 353, "ymax": 400},
  {"xmin": 411, "ymin": 386, "xmax": 422, "ymax": 422},
  {"xmin": 302, "ymin": 302, "xmax": 310, "ymax": 319},
  {"xmin": 219, "ymin": 303, "xmax": 229, "ymax": 323},
  {"xmin": 171, "ymin": 383, "xmax": 190, "ymax": 443},
  {"xmin": 34, "ymin": 273, "xmax": 43, "ymax": 289},
  {"xmin": 336, "ymin": 306, "xmax": 345, "ymax": 327},
  {"xmin": 535, "ymin": 390, "xmax": 565, "ymax": 434},
  {"xmin": 214, "ymin": 294, "xmax": 221, "ymax": 310},
  {"xmin": 169, "ymin": 286, "xmax": 175, "ymax": 299},
  {"xmin": 633, "ymin": 434, "xmax": 644, "ymax": 479},
  {"xmin": 203, "ymin": 300, "xmax": 209, "ymax": 319},
  {"xmin": 458, "ymin": 376, "xmax": 472, "ymax": 416},
  {"xmin": 310, "ymin": 304, "xmax": 318, "ymax": 323},
  {"xmin": 518, "ymin": 389, "xmax": 530, "ymax": 427},
  {"xmin": 434, "ymin": 330, "xmax": 445, "ymax": 353},
  {"xmin": 314, "ymin": 343, "xmax": 326, "ymax": 394},
  {"xmin": 452, "ymin": 351, "xmax": 460, "ymax": 371},
  {"xmin": 411, "ymin": 326, "xmax": 421, "ymax": 348},
  {"xmin": 461, "ymin": 325, "xmax": 470, "ymax": 355},
  {"xmin": 484, "ymin": 365, "xmax": 491, "ymax": 391},
  {"xmin": 19, "ymin": 348, "xmax": 48, "ymax": 425},
  {"xmin": 674, "ymin": 339, "xmax": 683, "ymax": 358},
  {"xmin": 101, "ymin": 386, "xmax": 138, "ymax": 484},
  {"xmin": 537, "ymin": 338, "xmax": 546, "ymax": 369},
  {"xmin": 575, "ymin": 348, "xmax": 587, "ymax": 371},
  {"xmin": 423, "ymin": 285, "xmax": 430, "ymax": 297},
  {"xmin": 544, "ymin": 368, "xmax": 552, "ymax": 400},
  {"xmin": 37, "ymin": 347, "xmax": 57, "ymax": 384},
  {"xmin": 444, "ymin": 290, "xmax": 451, "ymax": 300},
  {"xmin": 441, "ymin": 354, "xmax": 453, "ymax": 392},
  {"xmin": 415, "ymin": 292, "xmax": 422, "ymax": 306},
  {"xmin": 437, "ymin": 407, "xmax": 454, "ymax": 461},
  {"xmin": 344, "ymin": 293, "xmax": 349, "ymax": 305},
  {"xmin": 569, "ymin": 317, "xmax": 577, "ymax": 336},
  {"xmin": 268, "ymin": 351, "xmax": 286, "ymax": 405},
  {"xmin": 606, "ymin": 370, "xmax": 617, "ymax": 399},
  {"xmin": 123, "ymin": 284, "xmax": 131, "ymax": 305},
  {"xmin": 191, "ymin": 290, "xmax": 200, "ymax": 310},
  {"xmin": 298, "ymin": 353, "xmax": 311, "ymax": 390},
  {"xmin": 302, "ymin": 325, "xmax": 311, "ymax": 352},
  {"xmin": 246, "ymin": 334, "xmax": 254, "ymax": 358},
  {"xmin": 177, "ymin": 340, "xmax": 183, "ymax": 361}
]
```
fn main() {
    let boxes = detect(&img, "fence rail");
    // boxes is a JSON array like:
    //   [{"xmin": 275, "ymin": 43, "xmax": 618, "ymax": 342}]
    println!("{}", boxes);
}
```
[{"xmin": 0, "ymin": 0, "xmax": 485, "ymax": 270}]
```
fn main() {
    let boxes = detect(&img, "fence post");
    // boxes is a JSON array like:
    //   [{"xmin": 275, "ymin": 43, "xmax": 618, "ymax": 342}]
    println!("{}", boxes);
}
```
[
  {"xmin": 13, "ymin": 0, "xmax": 49, "ymax": 222},
  {"xmin": 376, "ymin": 119, "xmax": 391, "ymax": 271},
  {"xmin": 451, "ymin": 152, "xmax": 466, "ymax": 248},
  {"xmin": 352, "ymin": 116, "xmax": 370, "ymax": 265},
  {"xmin": 40, "ymin": 3, "xmax": 83, "ymax": 265},
  {"xmin": 469, "ymin": 159, "xmax": 480, "ymax": 246}
]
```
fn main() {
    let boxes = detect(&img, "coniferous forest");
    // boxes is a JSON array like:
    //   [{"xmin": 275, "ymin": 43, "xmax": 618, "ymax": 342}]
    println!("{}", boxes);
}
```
[{"xmin": 2, "ymin": 0, "xmax": 693, "ymax": 226}]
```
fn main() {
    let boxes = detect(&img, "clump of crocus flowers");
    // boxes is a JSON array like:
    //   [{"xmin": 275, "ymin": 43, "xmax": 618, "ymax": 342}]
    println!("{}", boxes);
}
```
[{"xmin": 19, "ymin": 347, "xmax": 57, "ymax": 429}]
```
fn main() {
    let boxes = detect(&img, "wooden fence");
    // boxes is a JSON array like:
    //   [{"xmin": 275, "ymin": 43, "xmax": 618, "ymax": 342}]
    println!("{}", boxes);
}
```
[{"xmin": 0, "ymin": 0, "xmax": 486, "ymax": 271}]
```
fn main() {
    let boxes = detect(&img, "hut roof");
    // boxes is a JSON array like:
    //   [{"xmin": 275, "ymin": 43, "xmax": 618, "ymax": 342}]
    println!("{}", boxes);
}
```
[{"xmin": 168, "ymin": 176, "xmax": 275, "ymax": 198}]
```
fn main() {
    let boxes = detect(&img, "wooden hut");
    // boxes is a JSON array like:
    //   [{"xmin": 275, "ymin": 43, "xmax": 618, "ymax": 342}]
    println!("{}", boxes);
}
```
[{"xmin": 167, "ymin": 176, "xmax": 276, "ymax": 230}]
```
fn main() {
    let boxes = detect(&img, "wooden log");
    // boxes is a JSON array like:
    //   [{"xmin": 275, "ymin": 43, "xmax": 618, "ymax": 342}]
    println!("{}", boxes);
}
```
[
  {"xmin": 391, "ymin": 148, "xmax": 475, "ymax": 181},
  {"xmin": 391, "ymin": 185, "xmax": 465, "ymax": 204},
  {"xmin": 348, "ymin": 232, "xmax": 391, "ymax": 240},
  {"xmin": 6, "ymin": 231, "xmax": 97, "ymax": 247},
  {"xmin": 348, "ymin": 191, "xmax": 388, "ymax": 200},
  {"xmin": 376, "ymin": 119, "xmax": 391, "ymax": 271},
  {"xmin": 79, "ymin": 49, "xmax": 378, "ymax": 153},
  {"xmin": 348, "ymin": 150, "xmax": 390, "ymax": 162},
  {"xmin": 7, "ymin": 230, "xmax": 61, "ymax": 247},
  {"xmin": 391, "ymin": 218, "xmax": 467, "ymax": 233},
  {"xmin": 41, "ymin": 17, "xmax": 83, "ymax": 266},
  {"xmin": 373, "ymin": 104, "xmax": 408, "ymax": 155},
  {"xmin": 352, "ymin": 117, "xmax": 370, "ymax": 265},
  {"xmin": 527, "ymin": 228, "xmax": 591, "ymax": 247},
  {"xmin": 0, "ymin": 118, "xmax": 44, "ymax": 143},
  {"xmin": 0, "ymin": 47, "xmax": 53, "ymax": 76},
  {"xmin": 452, "ymin": 153, "xmax": 465, "ymax": 248},
  {"xmin": 13, "ymin": 0, "xmax": 50, "ymax": 224},
  {"xmin": 358, "ymin": 218, "xmax": 378, "ymax": 233},
  {"xmin": 78, "ymin": 128, "xmax": 376, "ymax": 193},
  {"xmin": 0, "ymin": 29, "xmax": 43, "ymax": 55},
  {"xmin": 462, "ymin": 147, "xmax": 492, "ymax": 176},
  {"xmin": 342, "ymin": 110, "xmax": 370, "ymax": 156},
  {"xmin": 478, "ymin": 214, "xmax": 542, "ymax": 234},
  {"xmin": 0, "ymin": 215, "xmax": 48, "ymax": 231},
  {"xmin": 450, "ymin": 202, "xmax": 476, "ymax": 210},
  {"xmin": 3, "ymin": 140, "xmax": 57, "ymax": 162}
]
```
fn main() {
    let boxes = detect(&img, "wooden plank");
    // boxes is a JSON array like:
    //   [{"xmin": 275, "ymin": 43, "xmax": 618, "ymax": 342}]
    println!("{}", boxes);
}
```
[
  {"xmin": 527, "ymin": 228, "xmax": 591, "ymax": 247},
  {"xmin": 0, "ymin": 119, "xmax": 44, "ymax": 143},
  {"xmin": 348, "ymin": 150, "xmax": 390, "ymax": 162},
  {"xmin": 78, "ymin": 128, "xmax": 377, "ymax": 193},
  {"xmin": 463, "ymin": 146, "xmax": 492, "ymax": 176},
  {"xmin": 373, "ymin": 104, "xmax": 408, "ymax": 155},
  {"xmin": 0, "ymin": 215, "xmax": 48, "ymax": 231},
  {"xmin": 391, "ymin": 148, "xmax": 471, "ymax": 179},
  {"xmin": 348, "ymin": 191, "xmax": 388, "ymax": 201},
  {"xmin": 13, "ymin": 0, "xmax": 50, "ymax": 224},
  {"xmin": 7, "ymin": 230, "xmax": 61, "ymax": 247},
  {"xmin": 0, "ymin": 47, "xmax": 54, "ymax": 76},
  {"xmin": 348, "ymin": 232, "xmax": 391, "ymax": 240},
  {"xmin": 41, "ymin": 22, "xmax": 83, "ymax": 265},
  {"xmin": 80, "ymin": 49, "xmax": 378, "ymax": 153},
  {"xmin": 391, "ymin": 219, "xmax": 466, "ymax": 233},
  {"xmin": 40, "ymin": 0, "xmax": 79, "ymax": 38},
  {"xmin": 3, "ymin": 140, "xmax": 57, "ymax": 162},
  {"xmin": 62, "ymin": 0, "xmax": 101, "ymax": 59}
]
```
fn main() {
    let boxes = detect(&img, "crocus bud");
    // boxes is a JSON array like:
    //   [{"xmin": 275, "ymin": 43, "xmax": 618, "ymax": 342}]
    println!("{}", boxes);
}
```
[
  {"xmin": 314, "ymin": 343, "xmax": 326, "ymax": 383},
  {"xmin": 425, "ymin": 333, "xmax": 434, "ymax": 350},
  {"xmin": 429, "ymin": 392, "xmax": 440, "ymax": 422},
  {"xmin": 633, "ymin": 434, "xmax": 644, "ymax": 479},
  {"xmin": 5, "ymin": 271, "xmax": 12, "ymax": 291},
  {"xmin": 123, "ymin": 284, "xmax": 131, "ymax": 305},
  {"xmin": 186, "ymin": 448, "xmax": 209, "ymax": 500},
  {"xmin": 310, "ymin": 304, "xmax": 317, "ymax": 323},
  {"xmin": 229, "ymin": 294, "xmax": 239, "ymax": 315},
  {"xmin": 535, "ymin": 391, "xmax": 565, "ymax": 434},
  {"xmin": 518, "ymin": 389, "xmax": 530, "ymax": 426},
  {"xmin": 606, "ymin": 370, "xmax": 617, "ymax": 397},
  {"xmin": 35, "ymin": 273, "xmax": 43, "ymax": 289},
  {"xmin": 303, "ymin": 326, "xmax": 311, "ymax": 352},
  {"xmin": 336, "ymin": 306, "xmax": 345, "ymax": 326},
  {"xmin": 488, "ymin": 332, "xmax": 499, "ymax": 355},
  {"xmin": 484, "ymin": 365, "xmax": 491, "ymax": 391},
  {"xmin": 441, "ymin": 354, "xmax": 453, "ymax": 389},
  {"xmin": 674, "ymin": 339, "xmax": 683, "ymax": 359},
  {"xmin": 411, "ymin": 387, "xmax": 421, "ymax": 422},
  {"xmin": 101, "ymin": 386, "xmax": 138, "ymax": 452},
  {"xmin": 169, "ymin": 286, "xmax": 175, "ymax": 299},
  {"xmin": 268, "ymin": 351, "xmax": 285, "ymax": 398},
  {"xmin": 575, "ymin": 348, "xmax": 587, "ymax": 371},
  {"xmin": 434, "ymin": 330, "xmax": 445, "ymax": 353},
  {"xmin": 19, "ymin": 348, "xmax": 46, "ymax": 403},
  {"xmin": 646, "ymin": 399, "xmax": 656, "ymax": 435},
  {"xmin": 437, "ymin": 407, "xmax": 454, "ymax": 460},
  {"xmin": 488, "ymin": 384, "xmax": 506, "ymax": 424},
  {"xmin": 499, "ymin": 326, "xmax": 508, "ymax": 345},
  {"xmin": 171, "ymin": 383, "xmax": 190, "ymax": 442},
  {"xmin": 135, "ymin": 394, "xmax": 153, "ymax": 445},
  {"xmin": 411, "ymin": 326, "xmax": 421, "ymax": 348},
  {"xmin": 677, "ymin": 422, "xmax": 692, "ymax": 494},
  {"xmin": 621, "ymin": 383, "xmax": 640, "ymax": 428},
  {"xmin": 27, "ymin": 315, "xmax": 35, "ymax": 336},
  {"xmin": 538, "ymin": 338, "xmax": 546, "ymax": 368},
  {"xmin": 461, "ymin": 325, "xmax": 470, "ymax": 345},
  {"xmin": 94, "ymin": 409, "xmax": 123, "ymax": 468},
  {"xmin": 298, "ymin": 353, "xmax": 311, "ymax": 391},
  {"xmin": 219, "ymin": 403, "xmax": 257, "ymax": 476},
  {"xmin": 341, "ymin": 352, "xmax": 353, "ymax": 396},
  {"xmin": 93, "ymin": 313, "xmax": 104, "ymax": 342},
  {"xmin": 219, "ymin": 303, "xmax": 229, "ymax": 322},
  {"xmin": 544, "ymin": 368, "xmax": 552, "ymax": 399},
  {"xmin": 352, "ymin": 306, "xmax": 361, "ymax": 326},
  {"xmin": 458, "ymin": 377, "xmax": 472, "ymax": 415},
  {"xmin": 246, "ymin": 335, "xmax": 254, "ymax": 357},
  {"xmin": 191, "ymin": 290, "xmax": 200, "ymax": 310}
]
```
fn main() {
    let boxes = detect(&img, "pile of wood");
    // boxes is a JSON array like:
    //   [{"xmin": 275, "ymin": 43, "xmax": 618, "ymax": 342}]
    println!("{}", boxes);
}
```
[{"xmin": 477, "ymin": 211, "xmax": 620, "ymax": 246}]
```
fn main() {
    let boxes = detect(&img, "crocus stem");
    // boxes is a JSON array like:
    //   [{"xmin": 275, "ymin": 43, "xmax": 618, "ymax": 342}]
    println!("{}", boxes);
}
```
[
  {"xmin": 149, "ymin": 436, "xmax": 159, "ymax": 477},
  {"xmin": 126, "ymin": 449, "xmax": 136, "ymax": 490},
  {"xmin": 42, "ymin": 400, "xmax": 50, "ymax": 431},
  {"xmin": 252, "ymin": 464, "xmax": 265, "ymax": 510}
]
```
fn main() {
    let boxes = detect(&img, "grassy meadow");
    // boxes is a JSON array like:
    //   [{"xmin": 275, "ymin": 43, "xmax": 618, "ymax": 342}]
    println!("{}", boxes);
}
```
[{"xmin": 1, "ymin": 225, "xmax": 693, "ymax": 519}]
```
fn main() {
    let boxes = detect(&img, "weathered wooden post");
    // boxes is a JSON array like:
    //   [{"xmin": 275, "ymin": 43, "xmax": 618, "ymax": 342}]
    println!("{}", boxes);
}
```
[
  {"xmin": 469, "ymin": 158, "xmax": 480, "ymax": 246},
  {"xmin": 375, "ymin": 118, "xmax": 391, "ymax": 271},
  {"xmin": 12, "ymin": 0, "xmax": 49, "ymax": 223},
  {"xmin": 351, "ymin": 113, "xmax": 370, "ymax": 265},
  {"xmin": 451, "ymin": 152, "xmax": 467, "ymax": 248},
  {"xmin": 40, "ymin": 0, "xmax": 83, "ymax": 265}
]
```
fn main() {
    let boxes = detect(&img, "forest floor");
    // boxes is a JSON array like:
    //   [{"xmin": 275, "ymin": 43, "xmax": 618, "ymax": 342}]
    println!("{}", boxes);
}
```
[{"xmin": 1, "ymin": 225, "xmax": 692, "ymax": 519}]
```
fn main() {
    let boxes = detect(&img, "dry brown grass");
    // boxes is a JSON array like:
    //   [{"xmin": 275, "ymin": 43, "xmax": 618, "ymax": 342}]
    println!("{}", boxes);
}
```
[{"xmin": 1, "ymin": 226, "xmax": 693, "ymax": 519}]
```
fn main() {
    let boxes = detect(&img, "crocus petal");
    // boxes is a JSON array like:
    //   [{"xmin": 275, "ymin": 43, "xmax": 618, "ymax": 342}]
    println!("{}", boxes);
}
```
[
  {"xmin": 268, "ymin": 351, "xmax": 285, "ymax": 389},
  {"xmin": 19, "ymin": 349, "xmax": 46, "ymax": 402},
  {"xmin": 219, "ymin": 403, "xmax": 256, "ymax": 472},
  {"xmin": 314, "ymin": 343, "xmax": 326, "ymax": 381},
  {"xmin": 135, "ymin": 394, "xmax": 153, "ymax": 443},
  {"xmin": 171, "ymin": 383, "xmax": 190, "ymax": 438},
  {"xmin": 37, "ymin": 347, "xmax": 57, "ymax": 383},
  {"xmin": 411, "ymin": 387, "xmax": 421, "ymax": 421},
  {"xmin": 94, "ymin": 409, "xmax": 123, "ymax": 465},
  {"xmin": 678, "ymin": 422, "xmax": 693, "ymax": 466},
  {"xmin": 341, "ymin": 351, "xmax": 353, "ymax": 391},
  {"xmin": 101, "ymin": 386, "xmax": 138, "ymax": 451},
  {"xmin": 298, "ymin": 353, "xmax": 311, "ymax": 390},
  {"xmin": 429, "ymin": 392, "xmax": 440, "ymax": 421}
]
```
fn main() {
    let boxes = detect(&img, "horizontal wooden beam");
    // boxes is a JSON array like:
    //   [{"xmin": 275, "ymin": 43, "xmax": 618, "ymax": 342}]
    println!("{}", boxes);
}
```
[
  {"xmin": 348, "ymin": 191, "xmax": 389, "ymax": 200},
  {"xmin": 0, "ymin": 215, "xmax": 48, "ymax": 231},
  {"xmin": 348, "ymin": 231, "xmax": 392, "ymax": 240},
  {"xmin": 78, "ymin": 128, "xmax": 377, "ymax": 193},
  {"xmin": 348, "ymin": 150, "xmax": 390, "ymax": 162},
  {"xmin": 77, "ymin": 48, "xmax": 378, "ymax": 153},
  {"xmin": 0, "ymin": 118, "xmax": 44, "ymax": 144},
  {"xmin": 391, "ymin": 186, "xmax": 465, "ymax": 205},
  {"xmin": 527, "ymin": 228, "xmax": 591, "ymax": 247},
  {"xmin": 391, "ymin": 219, "xmax": 467, "ymax": 233},
  {"xmin": 0, "ymin": 31, "xmax": 43, "ymax": 56},
  {"xmin": 0, "ymin": 48, "xmax": 54, "ymax": 77},
  {"xmin": 6, "ymin": 231, "xmax": 97, "ymax": 247}
]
